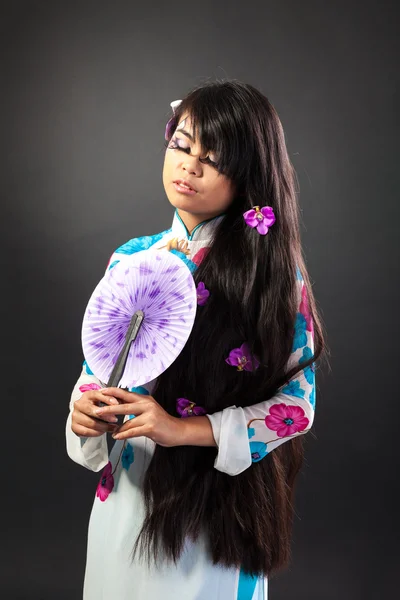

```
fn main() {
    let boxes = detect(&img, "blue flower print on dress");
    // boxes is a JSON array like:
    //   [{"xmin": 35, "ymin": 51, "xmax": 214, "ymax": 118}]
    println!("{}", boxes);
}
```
[
  {"xmin": 282, "ymin": 379, "xmax": 305, "ymax": 400},
  {"xmin": 169, "ymin": 249, "xmax": 198, "ymax": 274},
  {"xmin": 129, "ymin": 386, "xmax": 150, "ymax": 395},
  {"xmin": 249, "ymin": 441, "xmax": 268, "ymax": 463},
  {"xmin": 296, "ymin": 265, "xmax": 304, "ymax": 282},
  {"xmin": 299, "ymin": 346, "xmax": 316, "ymax": 386},
  {"xmin": 83, "ymin": 360, "xmax": 94, "ymax": 375},
  {"xmin": 292, "ymin": 312, "xmax": 308, "ymax": 351},
  {"xmin": 248, "ymin": 427, "xmax": 255, "ymax": 439},
  {"xmin": 121, "ymin": 442, "xmax": 134, "ymax": 470},
  {"xmin": 108, "ymin": 259, "xmax": 120, "ymax": 271},
  {"xmin": 127, "ymin": 387, "xmax": 150, "ymax": 420},
  {"xmin": 115, "ymin": 229, "xmax": 172, "ymax": 256}
]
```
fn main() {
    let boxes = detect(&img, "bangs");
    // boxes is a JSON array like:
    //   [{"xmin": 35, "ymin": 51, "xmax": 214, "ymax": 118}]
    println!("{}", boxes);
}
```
[{"xmin": 174, "ymin": 91, "xmax": 251, "ymax": 185}]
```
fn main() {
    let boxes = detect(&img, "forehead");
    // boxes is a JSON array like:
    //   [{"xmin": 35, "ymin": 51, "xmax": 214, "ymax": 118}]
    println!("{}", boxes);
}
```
[{"xmin": 176, "ymin": 113, "xmax": 191, "ymax": 131}]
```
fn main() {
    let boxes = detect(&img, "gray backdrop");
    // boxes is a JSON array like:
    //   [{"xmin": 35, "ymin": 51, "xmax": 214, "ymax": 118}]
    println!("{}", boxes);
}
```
[{"xmin": 1, "ymin": 1, "xmax": 398, "ymax": 598}]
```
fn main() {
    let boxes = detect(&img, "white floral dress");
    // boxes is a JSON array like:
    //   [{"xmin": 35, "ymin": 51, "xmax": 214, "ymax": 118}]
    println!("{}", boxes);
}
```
[{"xmin": 66, "ymin": 209, "xmax": 316, "ymax": 600}]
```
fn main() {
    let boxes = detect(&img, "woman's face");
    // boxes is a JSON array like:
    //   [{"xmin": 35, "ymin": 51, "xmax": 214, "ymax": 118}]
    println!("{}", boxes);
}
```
[{"xmin": 163, "ymin": 113, "xmax": 236, "ymax": 220}]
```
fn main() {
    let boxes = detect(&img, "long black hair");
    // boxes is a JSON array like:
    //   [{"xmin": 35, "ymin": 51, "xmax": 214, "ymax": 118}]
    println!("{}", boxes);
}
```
[{"xmin": 133, "ymin": 80, "xmax": 327, "ymax": 577}]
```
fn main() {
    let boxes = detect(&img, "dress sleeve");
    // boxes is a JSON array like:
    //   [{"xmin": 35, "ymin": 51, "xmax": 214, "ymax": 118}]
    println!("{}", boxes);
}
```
[
  {"xmin": 65, "ymin": 363, "xmax": 110, "ymax": 472},
  {"xmin": 65, "ymin": 255, "xmax": 118, "ymax": 472},
  {"xmin": 206, "ymin": 276, "xmax": 316, "ymax": 476}
]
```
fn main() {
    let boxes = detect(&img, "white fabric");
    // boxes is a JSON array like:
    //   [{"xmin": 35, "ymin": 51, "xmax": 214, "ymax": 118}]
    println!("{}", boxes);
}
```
[{"xmin": 66, "ymin": 209, "xmax": 315, "ymax": 598}]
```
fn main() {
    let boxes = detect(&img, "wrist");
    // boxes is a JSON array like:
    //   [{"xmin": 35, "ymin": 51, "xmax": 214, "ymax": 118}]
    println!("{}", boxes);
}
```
[{"xmin": 178, "ymin": 415, "xmax": 217, "ymax": 447}]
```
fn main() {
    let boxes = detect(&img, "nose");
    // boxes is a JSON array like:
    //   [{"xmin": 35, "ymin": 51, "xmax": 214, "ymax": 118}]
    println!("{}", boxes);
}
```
[{"xmin": 182, "ymin": 158, "xmax": 202, "ymax": 176}]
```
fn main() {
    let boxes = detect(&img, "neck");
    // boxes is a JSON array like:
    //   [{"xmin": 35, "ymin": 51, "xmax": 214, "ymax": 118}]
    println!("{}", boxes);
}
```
[{"xmin": 176, "ymin": 209, "xmax": 221, "ymax": 236}]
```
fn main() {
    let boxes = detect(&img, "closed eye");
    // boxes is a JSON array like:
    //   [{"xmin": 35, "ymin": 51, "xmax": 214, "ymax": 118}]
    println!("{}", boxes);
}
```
[{"xmin": 165, "ymin": 137, "xmax": 219, "ymax": 168}]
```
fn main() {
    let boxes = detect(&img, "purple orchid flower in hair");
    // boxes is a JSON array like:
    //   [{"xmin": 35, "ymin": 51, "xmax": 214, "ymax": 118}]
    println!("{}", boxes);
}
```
[
  {"xmin": 176, "ymin": 398, "xmax": 207, "ymax": 417},
  {"xmin": 243, "ymin": 205, "xmax": 276, "ymax": 235},
  {"xmin": 196, "ymin": 282, "xmax": 210, "ymax": 306},
  {"xmin": 165, "ymin": 99, "xmax": 182, "ymax": 140},
  {"xmin": 225, "ymin": 342, "xmax": 260, "ymax": 372}
]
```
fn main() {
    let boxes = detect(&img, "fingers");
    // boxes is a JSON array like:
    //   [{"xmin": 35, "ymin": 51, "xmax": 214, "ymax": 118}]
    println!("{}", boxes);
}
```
[
  {"xmin": 101, "ymin": 387, "xmax": 147, "ymax": 403},
  {"xmin": 93, "ymin": 391, "xmax": 120, "ymax": 423},
  {"xmin": 92, "ymin": 390, "xmax": 120, "ymax": 406},
  {"xmin": 112, "ymin": 426, "xmax": 149, "ymax": 440},
  {"xmin": 115, "ymin": 414, "xmax": 146, "ymax": 433},
  {"xmin": 74, "ymin": 391, "xmax": 120, "ymax": 423},
  {"xmin": 72, "ymin": 411, "xmax": 119, "ymax": 437},
  {"xmin": 94, "ymin": 402, "xmax": 146, "ymax": 418},
  {"xmin": 112, "ymin": 416, "xmax": 148, "ymax": 440}
]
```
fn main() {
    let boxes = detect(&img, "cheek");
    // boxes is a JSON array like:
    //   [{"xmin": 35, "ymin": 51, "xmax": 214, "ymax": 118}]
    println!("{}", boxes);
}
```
[
  {"xmin": 163, "ymin": 152, "xmax": 174, "ymax": 180},
  {"xmin": 206, "ymin": 175, "xmax": 235, "ymax": 203},
  {"xmin": 163, "ymin": 150, "xmax": 181, "ymax": 173}
]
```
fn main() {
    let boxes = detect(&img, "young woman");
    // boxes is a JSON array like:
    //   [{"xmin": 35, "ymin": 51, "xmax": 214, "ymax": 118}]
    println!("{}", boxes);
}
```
[{"xmin": 66, "ymin": 79, "xmax": 326, "ymax": 600}]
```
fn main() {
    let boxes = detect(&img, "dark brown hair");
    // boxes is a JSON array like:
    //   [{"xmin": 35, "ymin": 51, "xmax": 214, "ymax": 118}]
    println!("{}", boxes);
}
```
[{"xmin": 133, "ymin": 79, "xmax": 327, "ymax": 577}]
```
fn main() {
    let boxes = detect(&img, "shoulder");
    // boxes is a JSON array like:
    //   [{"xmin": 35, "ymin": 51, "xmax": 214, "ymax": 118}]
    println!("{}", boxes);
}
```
[
  {"xmin": 114, "ymin": 227, "xmax": 172, "ymax": 256},
  {"xmin": 105, "ymin": 227, "xmax": 172, "ymax": 272}
]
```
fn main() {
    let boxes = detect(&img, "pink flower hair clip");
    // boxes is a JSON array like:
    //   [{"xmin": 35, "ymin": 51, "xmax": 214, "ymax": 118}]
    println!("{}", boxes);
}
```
[
  {"xmin": 243, "ymin": 205, "xmax": 276, "ymax": 235},
  {"xmin": 176, "ymin": 397, "xmax": 207, "ymax": 417}
]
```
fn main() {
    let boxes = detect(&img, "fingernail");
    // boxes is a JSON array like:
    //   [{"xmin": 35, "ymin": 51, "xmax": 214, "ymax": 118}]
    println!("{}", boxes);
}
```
[
  {"xmin": 103, "ymin": 416, "xmax": 117, "ymax": 423},
  {"xmin": 94, "ymin": 409, "xmax": 104, "ymax": 415},
  {"xmin": 109, "ymin": 398, "xmax": 119, "ymax": 405}
]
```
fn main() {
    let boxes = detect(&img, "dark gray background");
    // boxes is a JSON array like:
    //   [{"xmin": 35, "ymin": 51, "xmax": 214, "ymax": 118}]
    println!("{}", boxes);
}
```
[{"xmin": 1, "ymin": 1, "xmax": 398, "ymax": 598}]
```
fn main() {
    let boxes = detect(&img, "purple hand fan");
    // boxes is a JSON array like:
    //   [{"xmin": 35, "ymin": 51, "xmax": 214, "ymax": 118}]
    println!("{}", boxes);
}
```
[{"xmin": 81, "ymin": 249, "xmax": 197, "ymax": 390}]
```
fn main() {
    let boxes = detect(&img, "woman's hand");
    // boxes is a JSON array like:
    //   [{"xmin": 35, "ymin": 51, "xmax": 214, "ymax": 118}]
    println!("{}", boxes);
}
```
[
  {"xmin": 71, "ymin": 389, "xmax": 121, "ymax": 438},
  {"xmin": 95, "ymin": 388, "xmax": 186, "ymax": 447}
]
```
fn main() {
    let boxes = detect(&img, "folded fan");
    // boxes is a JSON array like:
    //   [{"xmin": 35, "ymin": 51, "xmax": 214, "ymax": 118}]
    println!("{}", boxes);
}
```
[{"xmin": 81, "ymin": 249, "xmax": 198, "ymax": 390}]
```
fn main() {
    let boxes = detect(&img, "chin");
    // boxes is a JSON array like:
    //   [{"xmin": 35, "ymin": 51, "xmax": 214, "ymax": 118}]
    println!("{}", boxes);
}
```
[{"xmin": 165, "ymin": 192, "xmax": 199, "ymax": 213}]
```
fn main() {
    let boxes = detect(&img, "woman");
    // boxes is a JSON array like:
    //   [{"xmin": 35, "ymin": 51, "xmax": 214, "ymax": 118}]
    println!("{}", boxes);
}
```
[{"xmin": 66, "ymin": 79, "xmax": 326, "ymax": 599}]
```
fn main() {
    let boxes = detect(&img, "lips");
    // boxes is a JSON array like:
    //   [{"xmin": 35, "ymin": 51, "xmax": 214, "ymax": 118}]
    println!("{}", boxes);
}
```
[{"xmin": 174, "ymin": 179, "xmax": 197, "ymax": 192}]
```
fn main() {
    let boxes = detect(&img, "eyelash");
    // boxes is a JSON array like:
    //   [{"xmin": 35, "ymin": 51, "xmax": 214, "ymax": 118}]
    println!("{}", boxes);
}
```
[{"xmin": 165, "ymin": 137, "xmax": 219, "ymax": 168}]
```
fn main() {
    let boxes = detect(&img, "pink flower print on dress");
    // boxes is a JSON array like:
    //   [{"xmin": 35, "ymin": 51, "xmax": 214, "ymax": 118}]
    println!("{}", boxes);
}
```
[
  {"xmin": 96, "ymin": 461, "xmax": 114, "ymax": 502},
  {"xmin": 243, "ymin": 206, "xmax": 276, "ymax": 235},
  {"xmin": 225, "ymin": 343, "xmax": 260, "ymax": 372},
  {"xmin": 299, "ymin": 283, "xmax": 314, "ymax": 337},
  {"xmin": 79, "ymin": 383, "xmax": 102, "ymax": 393},
  {"xmin": 196, "ymin": 282, "xmax": 210, "ymax": 306},
  {"xmin": 176, "ymin": 398, "xmax": 207, "ymax": 417},
  {"xmin": 265, "ymin": 403, "xmax": 309, "ymax": 437},
  {"xmin": 192, "ymin": 247, "xmax": 210, "ymax": 266}
]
